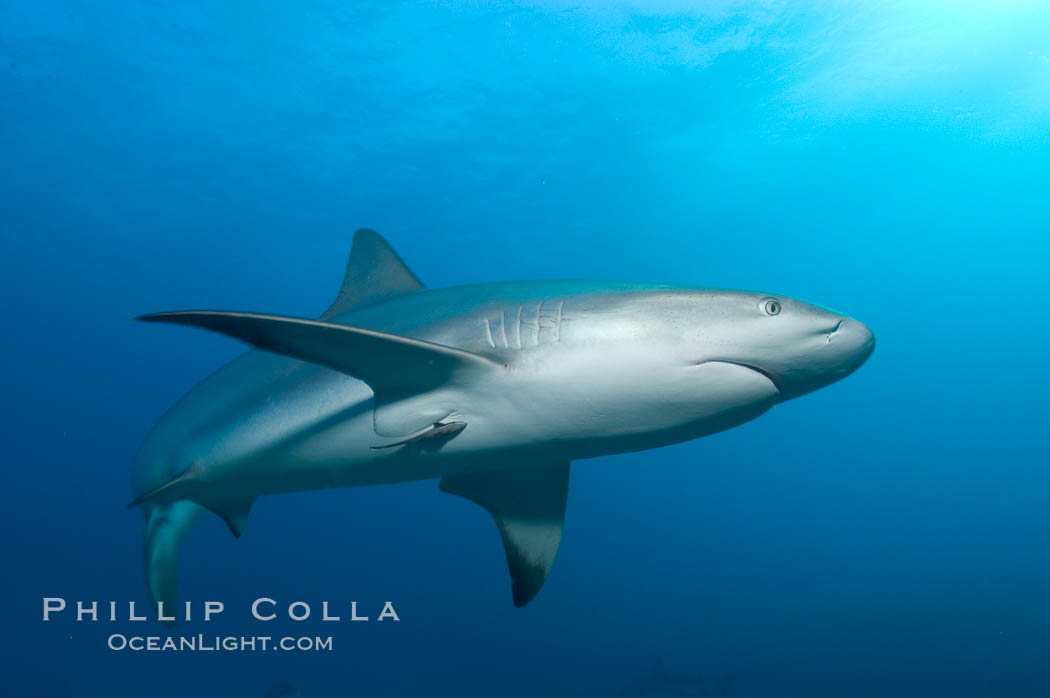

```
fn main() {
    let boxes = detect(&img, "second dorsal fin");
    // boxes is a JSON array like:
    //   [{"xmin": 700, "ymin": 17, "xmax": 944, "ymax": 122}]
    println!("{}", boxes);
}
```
[{"xmin": 321, "ymin": 228, "xmax": 424, "ymax": 319}]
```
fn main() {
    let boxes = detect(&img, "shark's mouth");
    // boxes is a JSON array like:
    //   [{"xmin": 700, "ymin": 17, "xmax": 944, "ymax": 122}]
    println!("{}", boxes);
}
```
[{"xmin": 694, "ymin": 359, "xmax": 782, "ymax": 394}]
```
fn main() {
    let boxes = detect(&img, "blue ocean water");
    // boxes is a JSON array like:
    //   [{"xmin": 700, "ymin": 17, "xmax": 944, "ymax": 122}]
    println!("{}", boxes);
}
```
[{"xmin": 2, "ymin": 1, "xmax": 1049, "ymax": 696}]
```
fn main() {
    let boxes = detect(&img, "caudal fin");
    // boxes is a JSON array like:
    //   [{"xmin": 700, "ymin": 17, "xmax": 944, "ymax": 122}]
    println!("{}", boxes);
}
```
[{"xmin": 143, "ymin": 500, "xmax": 205, "ymax": 625}]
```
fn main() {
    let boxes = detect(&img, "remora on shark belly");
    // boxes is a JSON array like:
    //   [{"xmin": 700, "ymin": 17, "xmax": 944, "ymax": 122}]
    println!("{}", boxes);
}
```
[{"xmin": 131, "ymin": 228, "xmax": 874, "ymax": 615}]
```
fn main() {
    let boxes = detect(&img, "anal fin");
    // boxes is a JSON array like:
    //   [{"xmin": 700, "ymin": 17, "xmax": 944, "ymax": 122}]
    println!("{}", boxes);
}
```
[
  {"xmin": 130, "ymin": 474, "xmax": 254, "ymax": 539},
  {"xmin": 440, "ymin": 462, "xmax": 570, "ymax": 607},
  {"xmin": 201, "ymin": 497, "xmax": 255, "ymax": 538}
]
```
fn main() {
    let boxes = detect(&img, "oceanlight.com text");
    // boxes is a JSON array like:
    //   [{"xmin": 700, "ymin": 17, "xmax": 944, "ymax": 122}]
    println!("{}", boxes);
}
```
[{"xmin": 107, "ymin": 634, "xmax": 334, "ymax": 652}]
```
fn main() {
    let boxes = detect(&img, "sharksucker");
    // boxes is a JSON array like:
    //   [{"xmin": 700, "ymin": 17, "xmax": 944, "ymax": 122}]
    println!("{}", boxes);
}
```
[
  {"xmin": 370, "ymin": 421, "xmax": 468, "ymax": 450},
  {"xmin": 131, "ymin": 228, "xmax": 874, "ymax": 615}
]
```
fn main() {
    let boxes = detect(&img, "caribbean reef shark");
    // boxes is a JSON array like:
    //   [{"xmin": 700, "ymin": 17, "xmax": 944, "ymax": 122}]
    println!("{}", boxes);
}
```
[
  {"xmin": 617, "ymin": 659, "xmax": 742, "ymax": 697},
  {"xmin": 262, "ymin": 681, "xmax": 299, "ymax": 698},
  {"xmin": 131, "ymin": 229, "xmax": 874, "ymax": 613}
]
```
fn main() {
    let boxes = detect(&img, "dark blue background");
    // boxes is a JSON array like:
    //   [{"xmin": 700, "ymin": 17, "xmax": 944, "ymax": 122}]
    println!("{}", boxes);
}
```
[{"xmin": 2, "ymin": 2, "xmax": 1048, "ymax": 696}]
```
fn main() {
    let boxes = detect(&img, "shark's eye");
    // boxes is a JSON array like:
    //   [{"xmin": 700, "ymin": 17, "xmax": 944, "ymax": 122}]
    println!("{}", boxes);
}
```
[{"xmin": 763, "ymin": 299, "xmax": 781, "ymax": 316}]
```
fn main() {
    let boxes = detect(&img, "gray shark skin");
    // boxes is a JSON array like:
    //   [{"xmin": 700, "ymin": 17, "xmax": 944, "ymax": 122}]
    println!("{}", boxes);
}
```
[{"xmin": 131, "ymin": 229, "xmax": 874, "ymax": 614}]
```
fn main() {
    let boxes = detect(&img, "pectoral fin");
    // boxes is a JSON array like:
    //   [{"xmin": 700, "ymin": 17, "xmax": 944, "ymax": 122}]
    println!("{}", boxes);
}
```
[
  {"xmin": 137, "ymin": 311, "xmax": 502, "ymax": 397},
  {"xmin": 440, "ymin": 462, "xmax": 570, "ymax": 607}
]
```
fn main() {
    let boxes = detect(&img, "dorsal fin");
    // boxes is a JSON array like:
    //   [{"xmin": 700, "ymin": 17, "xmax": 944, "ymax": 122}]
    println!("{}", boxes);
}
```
[{"xmin": 321, "ymin": 228, "xmax": 424, "ymax": 319}]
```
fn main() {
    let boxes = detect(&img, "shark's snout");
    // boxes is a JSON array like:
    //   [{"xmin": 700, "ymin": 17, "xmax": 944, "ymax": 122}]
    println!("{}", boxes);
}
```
[
  {"xmin": 831, "ymin": 318, "xmax": 875, "ymax": 373},
  {"xmin": 762, "ymin": 314, "xmax": 875, "ymax": 400},
  {"xmin": 803, "ymin": 316, "xmax": 875, "ymax": 391}
]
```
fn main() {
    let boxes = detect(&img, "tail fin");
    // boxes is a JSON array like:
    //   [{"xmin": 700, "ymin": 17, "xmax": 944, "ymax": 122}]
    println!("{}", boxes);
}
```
[{"xmin": 143, "ymin": 500, "xmax": 206, "ymax": 625}]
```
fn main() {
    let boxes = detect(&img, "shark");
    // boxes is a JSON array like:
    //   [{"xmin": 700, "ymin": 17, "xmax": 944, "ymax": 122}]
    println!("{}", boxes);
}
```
[
  {"xmin": 131, "ymin": 229, "xmax": 874, "ymax": 613},
  {"xmin": 617, "ymin": 659, "xmax": 742, "ymax": 697},
  {"xmin": 262, "ymin": 682, "xmax": 299, "ymax": 698}
]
